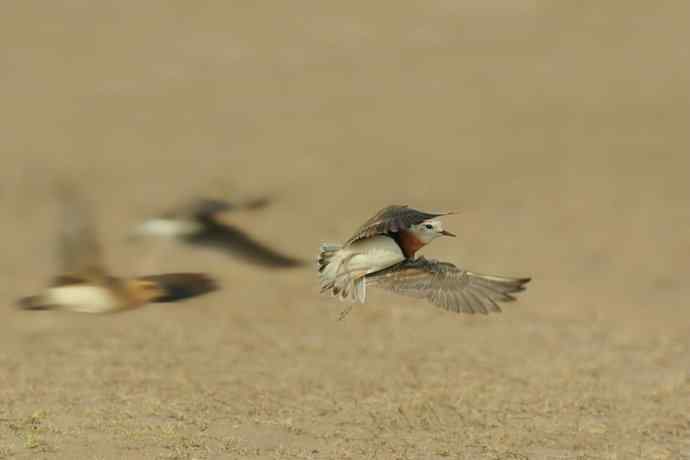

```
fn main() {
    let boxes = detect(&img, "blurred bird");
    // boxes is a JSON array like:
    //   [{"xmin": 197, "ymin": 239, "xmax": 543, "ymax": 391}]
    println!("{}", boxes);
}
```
[
  {"xmin": 130, "ymin": 196, "xmax": 305, "ymax": 268},
  {"xmin": 17, "ymin": 185, "xmax": 218, "ymax": 313},
  {"xmin": 318, "ymin": 205, "xmax": 530, "ymax": 314}
]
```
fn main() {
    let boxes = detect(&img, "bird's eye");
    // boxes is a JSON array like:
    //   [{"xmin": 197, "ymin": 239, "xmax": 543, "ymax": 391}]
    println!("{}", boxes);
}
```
[{"xmin": 425, "ymin": 224, "xmax": 433, "ymax": 229}]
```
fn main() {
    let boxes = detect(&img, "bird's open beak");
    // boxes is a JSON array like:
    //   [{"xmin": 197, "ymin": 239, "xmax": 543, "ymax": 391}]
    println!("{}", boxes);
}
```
[{"xmin": 440, "ymin": 230, "xmax": 456, "ymax": 237}]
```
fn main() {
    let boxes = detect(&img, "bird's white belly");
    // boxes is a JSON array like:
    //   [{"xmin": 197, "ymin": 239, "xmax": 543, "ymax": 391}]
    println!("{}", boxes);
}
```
[
  {"xmin": 346, "ymin": 235, "xmax": 405, "ymax": 274},
  {"xmin": 134, "ymin": 218, "xmax": 202, "ymax": 238},
  {"xmin": 46, "ymin": 285, "xmax": 119, "ymax": 313}
]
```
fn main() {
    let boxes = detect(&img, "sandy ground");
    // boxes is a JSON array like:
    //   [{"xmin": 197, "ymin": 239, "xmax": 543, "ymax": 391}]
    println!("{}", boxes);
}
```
[{"xmin": 1, "ymin": 1, "xmax": 690, "ymax": 459}]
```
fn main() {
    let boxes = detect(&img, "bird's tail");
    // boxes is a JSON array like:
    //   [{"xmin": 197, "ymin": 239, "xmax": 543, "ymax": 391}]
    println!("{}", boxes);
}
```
[
  {"xmin": 17, "ymin": 295, "xmax": 52, "ymax": 310},
  {"xmin": 318, "ymin": 243, "xmax": 343, "ymax": 290},
  {"xmin": 318, "ymin": 244, "xmax": 367, "ymax": 303}
]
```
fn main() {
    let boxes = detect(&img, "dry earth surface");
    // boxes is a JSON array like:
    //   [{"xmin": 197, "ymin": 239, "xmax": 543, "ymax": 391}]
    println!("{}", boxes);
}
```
[{"xmin": 1, "ymin": 1, "xmax": 689, "ymax": 459}]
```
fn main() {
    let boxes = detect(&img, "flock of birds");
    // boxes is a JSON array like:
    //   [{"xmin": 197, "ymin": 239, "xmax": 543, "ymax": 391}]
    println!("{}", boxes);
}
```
[{"xmin": 17, "ymin": 185, "xmax": 530, "ymax": 316}]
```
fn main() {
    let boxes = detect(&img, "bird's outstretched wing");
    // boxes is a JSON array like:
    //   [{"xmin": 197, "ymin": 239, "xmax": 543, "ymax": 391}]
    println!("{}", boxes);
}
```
[
  {"xmin": 164, "ymin": 196, "xmax": 271, "ymax": 220},
  {"xmin": 366, "ymin": 257, "xmax": 530, "ymax": 314},
  {"xmin": 132, "ymin": 196, "xmax": 303, "ymax": 268},
  {"xmin": 136, "ymin": 273, "xmax": 218, "ymax": 302},
  {"xmin": 345, "ymin": 205, "xmax": 450, "ymax": 245},
  {"xmin": 55, "ymin": 183, "xmax": 108, "ymax": 283},
  {"xmin": 187, "ymin": 217, "xmax": 306, "ymax": 268}
]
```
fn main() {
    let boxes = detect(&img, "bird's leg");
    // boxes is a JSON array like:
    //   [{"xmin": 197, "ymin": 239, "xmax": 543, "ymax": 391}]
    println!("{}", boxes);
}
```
[{"xmin": 337, "ymin": 304, "xmax": 354, "ymax": 321}]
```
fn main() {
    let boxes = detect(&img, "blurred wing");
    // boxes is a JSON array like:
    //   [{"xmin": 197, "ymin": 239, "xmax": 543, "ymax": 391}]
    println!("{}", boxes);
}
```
[
  {"xmin": 366, "ymin": 257, "xmax": 530, "ymax": 314},
  {"xmin": 186, "ymin": 218, "xmax": 306, "ymax": 268},
  {"xmin": 165, "ymin": 196, "xmax": 272, "ymax": 219},
  {"xmin": 232, "ymin": 196, "xmax": 272, "ymax": 211},
  {"xmin": 345, "ymin": 205, "xmax": 449, "ymax": 245},
  {"xmin": 56, "ymin": 183, "xmax": 107, "ymax": 281},
  {"xmin": 160, "ymin": 197, "xmax": 232, "ymax": 220},
  {"xmin": 136, "ymin": 273, "xmax": 218, "ymax": 302}
]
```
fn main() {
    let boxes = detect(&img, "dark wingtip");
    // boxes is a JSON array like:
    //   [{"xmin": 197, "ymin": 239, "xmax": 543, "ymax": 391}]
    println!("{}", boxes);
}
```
[
  {"xmin": 513, "ymin": 278, "xmax": 531, "ymax": 292},
  {"xmin": 140, "ymin": 273, "xmax": 219, "ymax": 303},
  {"xmin": 261, "ymin": 256, "xmax": 309, "ymax": 269},
  {"xmin": 185, "ymin": 220, "xmax": 308, "ymax": 270},
  {"xmin": 246, "ymin": 255, "xmax": 309, "ymax": 269},
  {"xmin": 196, "ymin": 196, "xmax": 271, "ymax": 216},
  {"xmin": 194, "ymin": 199, "xmax": 233, "ymax": 218},
  {"xmin": 242, "ymin": 196, "xmax": 272, "ymax": 211},
  {"xmin": 285, "ymin": 258, "xmax": 310, "ymax": 268}
]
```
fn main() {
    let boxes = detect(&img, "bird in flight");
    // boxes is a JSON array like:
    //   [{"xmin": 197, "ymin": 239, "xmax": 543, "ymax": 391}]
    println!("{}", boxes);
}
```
[
  {"xmin": 318, "ymin": 205, "xmax": 530, "ymax": 314},
  {"xmin": 130, "ymin": 197, "xmax": 305, "ymax": 268},
  {"xmin": 17, "ymin": 185, "xmax": 218, "ymax": 313}
]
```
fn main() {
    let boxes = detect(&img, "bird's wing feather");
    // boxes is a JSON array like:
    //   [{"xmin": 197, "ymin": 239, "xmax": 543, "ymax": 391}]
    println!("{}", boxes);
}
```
[
  {"xmin": 366, "ymin": 257, "xmax": 530, "ymax": 314},
  {"xmin": 163, "ymin": 196, "xmax": 271, "ymax": 219},
  {"xmin": 187, "ymin": 218, "xmax": 306, "ymax": 268},
  {"xmin": 135, "ymin": 273, "xmax": 218, "ymax": 302},
  {"xmin": 345, "ymin": 205, "xmax": 447, "ymax": 245},
  {"xmin": 160, "ymin": 198, "xmax": 232, "ymax": 220}
]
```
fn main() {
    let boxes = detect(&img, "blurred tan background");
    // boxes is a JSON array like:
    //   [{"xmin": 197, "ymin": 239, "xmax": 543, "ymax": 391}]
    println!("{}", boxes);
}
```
[{"xmin": 1, "ymin": 1, "xmax": 689, "ymax": 459}]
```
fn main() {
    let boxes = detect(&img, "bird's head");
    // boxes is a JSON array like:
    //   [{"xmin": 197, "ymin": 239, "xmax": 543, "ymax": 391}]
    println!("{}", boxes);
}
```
[{"xmin": 409, "ymin": 219, "xmax": 456, "ymax": 244}]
